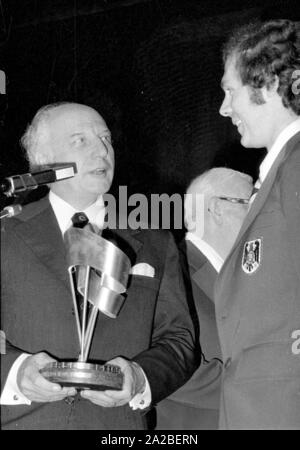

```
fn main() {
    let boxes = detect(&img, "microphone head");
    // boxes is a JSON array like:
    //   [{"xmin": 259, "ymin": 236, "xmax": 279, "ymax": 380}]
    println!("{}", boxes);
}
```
[{"xmin": 3, "ymin": 204, "xmax": 23, "ymax": 217}]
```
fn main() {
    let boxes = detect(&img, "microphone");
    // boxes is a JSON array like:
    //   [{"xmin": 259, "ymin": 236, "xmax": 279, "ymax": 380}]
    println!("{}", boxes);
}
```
[
  {"xmin": 0, "ymin": 164, "xmax": 77, "ymax": 197},
  {"xmin": 0, "ymin": 204, "xmax": 23, "ymax": 219}
]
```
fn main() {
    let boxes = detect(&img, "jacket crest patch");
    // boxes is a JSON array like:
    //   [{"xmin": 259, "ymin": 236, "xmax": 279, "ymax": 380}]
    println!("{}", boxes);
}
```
[{"xmin": 242, "ymin": 238, "xmax": 262, "ymax": 274}]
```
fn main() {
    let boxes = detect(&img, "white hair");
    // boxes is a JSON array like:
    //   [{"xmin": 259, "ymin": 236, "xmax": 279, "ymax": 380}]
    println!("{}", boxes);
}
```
[
  {"xmin": 21, "ymin": 102, "xmax": 74, "ymax": 169},
  {"xmin": 185, "ymin": 167, "xmax": 253, "ymax": 229},
  {"xmin": 187, "ymin": 167, "xmax": 253, "ymax": 198}
]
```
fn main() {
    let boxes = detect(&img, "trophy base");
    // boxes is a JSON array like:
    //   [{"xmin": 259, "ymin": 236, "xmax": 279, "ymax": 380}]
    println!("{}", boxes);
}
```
[{"xmin": 40, "ymin": 361, "xmax": 123, "ymax": 390}]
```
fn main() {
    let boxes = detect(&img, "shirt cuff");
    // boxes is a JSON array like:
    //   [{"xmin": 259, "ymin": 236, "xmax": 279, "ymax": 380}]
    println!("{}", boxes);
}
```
[
  {"xmin": 129, "ymin": 366, "xmax": 151, "ymax": 410},
  {"xmin": 0, "ymin": 353, "xmax": 32, "ymax": 405}
]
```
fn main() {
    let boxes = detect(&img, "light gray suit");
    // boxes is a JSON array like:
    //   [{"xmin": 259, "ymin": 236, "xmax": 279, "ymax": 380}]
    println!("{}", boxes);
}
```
[{"xmin": 215, "ymin": 132, "xmax": 300, "ymax": 429}]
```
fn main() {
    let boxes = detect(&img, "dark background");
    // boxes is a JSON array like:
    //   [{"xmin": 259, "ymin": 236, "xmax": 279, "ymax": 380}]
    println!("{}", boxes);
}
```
[{"xmin": 1, "ymin": 0, "xmax": 300, "ymax": 226}]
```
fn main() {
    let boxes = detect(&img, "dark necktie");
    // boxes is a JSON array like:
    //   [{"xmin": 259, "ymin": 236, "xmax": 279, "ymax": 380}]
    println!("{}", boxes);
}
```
[
  {"xmin": 249, "ymin": 187, "xmax": 259, "ymax": 206},
  {"xmin": 71, "ymin": 212, "xmax": 89, "ymax": 229},
  {"xmin": 251, "ymin": 187, "xmax": 259, "ymax": 196},
  {"xmin": 69, "ymin": 212, "xmax": 91, "ymax": 313},
  {"xmin": 249, "ymin": 177, "xmax": 262, "ymax": 206}
]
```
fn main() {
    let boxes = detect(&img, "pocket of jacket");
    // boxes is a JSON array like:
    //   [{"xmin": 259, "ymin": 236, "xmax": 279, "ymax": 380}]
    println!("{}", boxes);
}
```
[{"xmin": 234, "ymin": 340, "xmax": 300, "ymax": 382}]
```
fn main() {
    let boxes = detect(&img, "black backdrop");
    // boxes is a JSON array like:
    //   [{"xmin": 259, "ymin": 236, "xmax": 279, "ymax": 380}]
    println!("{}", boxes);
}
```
[{"xmin": 1, "ymin": 0, "xmax": 300, "ymax": 226}]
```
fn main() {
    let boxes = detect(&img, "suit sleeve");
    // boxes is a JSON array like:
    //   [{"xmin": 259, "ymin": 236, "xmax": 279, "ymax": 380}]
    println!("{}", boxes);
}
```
[
  {"xmin": 133, "ymin": 232, "xmax": 200, "ymax": 405},
  {"xmin": 1, "ymin": 223, "xmax": 25, "ymax": 392},
  {"xmin": 162, "ymin": 242, "xmax": 222, "ymax": 407},
  {"xmin": 1, "ymin": 341, "xmax": 24, "ymax": 395}
]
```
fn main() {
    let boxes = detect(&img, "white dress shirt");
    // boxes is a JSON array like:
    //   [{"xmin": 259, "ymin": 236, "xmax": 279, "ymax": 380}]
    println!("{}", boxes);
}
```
[
  {"xmin": 1, "ymin": 191, "xmax": 150, "ymax": 409},
  {"xmin": 49, "ymin": 191, "xmax": 106, "ymax": 235},
  {"xmin": 186, "ymin": 232, "xmax": 224, "ymax": 273}
]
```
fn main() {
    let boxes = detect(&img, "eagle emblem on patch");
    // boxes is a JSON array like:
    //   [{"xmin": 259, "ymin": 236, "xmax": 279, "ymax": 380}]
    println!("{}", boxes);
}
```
[{"xmin": 242, "ymin": 238, "xmax": 262, "ymax": 274}]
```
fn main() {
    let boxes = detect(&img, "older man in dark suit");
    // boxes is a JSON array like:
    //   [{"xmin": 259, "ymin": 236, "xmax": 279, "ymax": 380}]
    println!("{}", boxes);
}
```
[
  {"xmin": 0, "ymin": 102, "xmax": 198, "ymax": 429},
  {"xmin": 217, "ymin": 19, "xmax": 300, "ymax": 429},
  {"xmin": 156, "ymin": 168, "xmax": 253, "ymax": 429}
]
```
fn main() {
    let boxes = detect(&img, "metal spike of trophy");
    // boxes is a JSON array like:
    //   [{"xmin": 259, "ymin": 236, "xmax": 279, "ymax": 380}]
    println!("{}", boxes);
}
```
[{"xmin": 41, "ymin": 218, "xmax": 131, "ymax": 390}]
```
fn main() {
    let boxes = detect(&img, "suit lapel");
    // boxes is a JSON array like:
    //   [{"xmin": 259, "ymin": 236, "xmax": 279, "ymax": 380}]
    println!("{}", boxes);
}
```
[
  {"xmin": 185, "ymin": 241, "xmax": 217, "ymax": 302},
  {"xmin": 13, "ymin": 196, "xmax": 70, "ymax": 288}
]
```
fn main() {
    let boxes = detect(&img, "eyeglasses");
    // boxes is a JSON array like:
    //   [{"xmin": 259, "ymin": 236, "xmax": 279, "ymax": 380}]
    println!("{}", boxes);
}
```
[{"xmin": 217, "ymin": 196, "xmax": 250, "ymax": 205}]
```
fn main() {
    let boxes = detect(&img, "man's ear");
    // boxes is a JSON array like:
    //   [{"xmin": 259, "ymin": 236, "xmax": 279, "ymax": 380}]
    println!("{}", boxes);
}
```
[{"xmin": 208, "ymin": 196, "xmax": 223, "ymax": 225}]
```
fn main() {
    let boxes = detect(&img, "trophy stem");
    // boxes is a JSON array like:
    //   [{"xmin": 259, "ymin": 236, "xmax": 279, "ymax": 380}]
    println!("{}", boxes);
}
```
[
  {"xmin": 68, "ymin": 267, "xmax": 82, "ymax": 344},
  {"xmin": 79, "ymin": 265, "xmax": 90, "ymax": 362},
  {"xmin": 83, "ymin": 306, "xmax": 99, "ymax": 362},
  {"xmin": 42, "ymin": 230, "xmax": 131, "ymax": 391}
]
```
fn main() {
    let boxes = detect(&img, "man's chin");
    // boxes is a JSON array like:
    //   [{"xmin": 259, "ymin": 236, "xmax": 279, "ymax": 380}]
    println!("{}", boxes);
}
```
[
  {"xmin": 239, "ymin": 133, "xmax": 246, "ymax": 144},
  {"xmin": 88, "ymin": 180, "xmax": 112, "ymax": 196},
  {"xmin": 240, "ymin": 135, "xmax": 263, "ymax": 149},
  {"xmin": 240, "ymin": 136, "xmax": 252, "ymax": 148}
]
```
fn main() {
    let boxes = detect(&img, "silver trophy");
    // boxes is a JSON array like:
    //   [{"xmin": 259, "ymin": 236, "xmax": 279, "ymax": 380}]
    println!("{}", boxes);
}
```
[{"xmin": 41, "ymin": 226, "xmax": 131, "ymax": 390}]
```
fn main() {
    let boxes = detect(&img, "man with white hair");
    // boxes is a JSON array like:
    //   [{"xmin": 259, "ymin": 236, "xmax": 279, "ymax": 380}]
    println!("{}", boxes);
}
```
[
  {"xmin": 156, "ymin": 167, "xmax": 253, "ymax": 429},
  {"xmin": 0, "ymin": 102, "xmax": 198, "ymax": 430}
]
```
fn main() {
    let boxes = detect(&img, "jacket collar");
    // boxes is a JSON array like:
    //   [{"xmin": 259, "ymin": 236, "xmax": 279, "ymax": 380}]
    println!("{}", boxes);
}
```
[{"xmin": 183, "ymin": 240, "xmax": 217, "ymax": 302}]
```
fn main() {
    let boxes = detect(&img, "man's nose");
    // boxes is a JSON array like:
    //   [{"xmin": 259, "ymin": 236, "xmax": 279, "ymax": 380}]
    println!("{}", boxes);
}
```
[
  {"xmin": 219, "ymin": 97, "xmax": 232, "ymax": 117},
  {"xmin": 92, "ymin": 137, "xmax": 109, "ymax": 158}
]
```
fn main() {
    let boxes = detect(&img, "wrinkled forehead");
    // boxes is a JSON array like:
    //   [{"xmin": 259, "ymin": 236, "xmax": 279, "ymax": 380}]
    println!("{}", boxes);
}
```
[{"xmin": 47, "ymin": 104, "xmax": 108, "ymax": 135}]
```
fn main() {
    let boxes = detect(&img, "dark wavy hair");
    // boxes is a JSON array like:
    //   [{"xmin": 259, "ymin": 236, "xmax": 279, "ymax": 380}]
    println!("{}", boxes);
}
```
[{"xmin": 222, "ymin": 19, "xmax": 300, "ymax": 114}]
